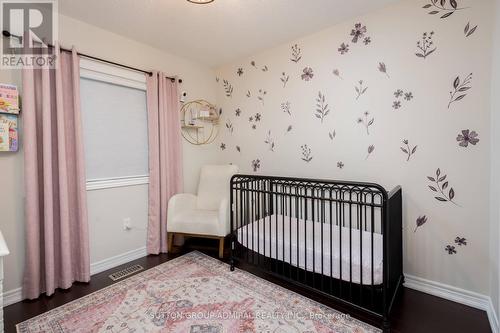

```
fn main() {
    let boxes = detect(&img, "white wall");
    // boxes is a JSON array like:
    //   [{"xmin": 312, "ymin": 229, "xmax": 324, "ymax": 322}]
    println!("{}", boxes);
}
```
[
  {"xmin": 216, "ymin": 0, "xmax": 494, "ymax": 297},
  {"xmin": 0, "ymin": 14, "xmax": 218, "ymax": 296},
  {"xmin": 491, "ymin": 0, "xmax": 500, "ymax": 324}
]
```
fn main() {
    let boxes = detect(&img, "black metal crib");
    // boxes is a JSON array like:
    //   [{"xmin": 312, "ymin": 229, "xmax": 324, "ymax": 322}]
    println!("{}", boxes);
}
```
[{"xmin": 229, "ymin": 174, "xmax": 403, "ymax": 330}]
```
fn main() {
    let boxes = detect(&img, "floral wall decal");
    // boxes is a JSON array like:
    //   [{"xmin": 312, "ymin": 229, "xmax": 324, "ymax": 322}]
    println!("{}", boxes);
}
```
[
  {"xmin": 301, "ymin": 145, "xmax": 313, "ymax": 162},
  {"xmin": 337, "ymin": 161, "xmax": 344, "ymax": 169},
  {"xmin": 445, "ymin": 245, "xmax": 457, "ymax": 254},
  {"xmin": 365, "ymin": 145, "xmax": 375, "ymax": 159},
  {"xmin": 281, "ymin": 101, "xmax": 291, "ymax": 115},
  {"xmin": 290, "ymin": 44, "xmax": 302, "ymax": 63},
  {"xmin": 455, "ymin": 236, "xmax": 467, "ymax": 246},
  {"xmin": 414, "ymin": 215, "xmax": 428, "ymax": 232},
  {"xmin": 235, "ymin": 108, "xmax": 242, "ymax": 117},
  {"xmin": 251, "ymin": 159, "xmax": 261, "ymax": 172},
  {"xmin": 338, "ymin": 23, "xmax": 371, "ymax": 55},
  {"xmin": 427, "ymin": 168, "xmax": 458, "ymax": 205},
  {"xmin": 401, "ymin": 139, "xmax": 417, "ymax": 161},
  {"xmin": 261, "ymin": 65, "xmax": 269, "ymax": 72},
  {"xmin": 415, "ymin": 31, "xmax": 436, "ymax": 59},
  {"xmin": 315, "ymin": 91, "xmax": 330, "ymax": 123},
  {"xmin": 237, "ymin": 68, "xmax": 244, "ymax": 76},
  {"xmin": 445, "ymin": 236, "xmax": 467, "ymax": 255},
  {"xmin": 220, "ymin": 143, "xmax": 226, "ymax": 151},
  {"xmin": 338, "ymin": 43, "xmax": 349, "ymax": 55},
  {"xmin": 351, "ymin": 23, "xmax": 368, "ymax": 43},
  {"xmin": 257, "ymin": 89, "xmax": 267, "ymax": 105},
  {"xmin": 333, "ymin": 69, "xmax": 343, "ymax": 80},
  {"xmin": 215, "ymin": 77, "xmax": 220, "ymax": 83},
  {"xmin": 378, "ymin": 62, "xmax": 389, "ymax": 78},
  {"xmin": 422, "ymin": 0, "xmax": 468, "ymax": 19},
  {"xmin": 225, "ymin": 119, "xmax": 233, "ymax": 134},
  {"xmin": 448, "ymin": 73, "xmax": 472, "ymax": 109},
  {"xmin": 223, "ymin": 79, "xmax": 234, "ymax": 97},
  {"xmin": 464, "ymin": 22, "xmax": 478, "ymax": 37},
  {"xmin": 357, "ymin": 111, "xmax": 374, "ymax": 135},
  {"xmin": 456, "ymin": 129, "xmax": 479, "ymax": 147},
  {"xmin": 355, "ymin": 80, "xmax": 368, "ymax": 100},
  {"xmin": 248, "ymin": 113, "xmax": 262, "ymax": 130},
  {"xmin": 329, "ymin": 130, "xmax": 336, "ymax": 141},
  {"xmin": 285, "ymin": 125, "xmax": 293, "ymax": 134},
  {"xmin": 250, "ymin": 60, "xmax": 257, "ymax": 68},
  {"xmin": 246, "ymin": 90, "xmax": 251, "ymax": 98},
  {"xmin": 301, "ymin": 67, "xmax": 314, "ymax": 81},
  {"xmin": 393, "ymin": 89, "xmax": 413, "ymax": 109},
  {"xmin": 265, "ymin": 130, "xmax": 276, "ymax": 152},
  {"xmin": 280, "ymin": 72, "xmax": 289, "ymax": 87},
  {"xmin": 236, "ymin": 146, "xmax": 241, "ymax": 153}
]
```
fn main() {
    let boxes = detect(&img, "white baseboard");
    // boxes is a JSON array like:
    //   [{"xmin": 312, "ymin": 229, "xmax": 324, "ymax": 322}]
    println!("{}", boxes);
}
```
[
  {"xmin": 3, "ymin": 287, "xmax": 22, "ymax": 307},
  {"xmin": 2, "ymin": 246, "xmax": 148, "ymax": 307},
  {"xmin": 405, "ymin": 274, "xmax": 499, "ymax": 333},
  {"xmin": 90, "ymin": 246, "xmax": 147, "ymax": 275}
]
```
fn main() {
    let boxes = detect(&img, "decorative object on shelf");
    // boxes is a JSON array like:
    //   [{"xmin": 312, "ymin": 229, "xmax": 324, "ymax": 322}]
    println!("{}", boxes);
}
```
[
  {"xmin": 0, "ymin": 113, "xmax": 18, "ymax": 151},
  {"xmin": 180, "ymin": 99, "xmax": 220, "ymax": 145},
  {"xmin": 0, "ymin": 83, "xmax": 19, "ymax": 114}
]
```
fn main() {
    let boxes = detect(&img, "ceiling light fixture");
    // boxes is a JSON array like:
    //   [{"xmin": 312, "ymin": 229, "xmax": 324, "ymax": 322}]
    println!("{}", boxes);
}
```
[{"xmin": 187, "ymin": 0, "xmax": 214, "ymax": 4}]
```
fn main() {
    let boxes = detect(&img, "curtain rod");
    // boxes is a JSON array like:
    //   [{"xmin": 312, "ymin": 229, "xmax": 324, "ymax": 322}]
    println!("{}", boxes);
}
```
[{"xmin": 2, "ymin": 30, "xmax": 182, "ymax": 83}]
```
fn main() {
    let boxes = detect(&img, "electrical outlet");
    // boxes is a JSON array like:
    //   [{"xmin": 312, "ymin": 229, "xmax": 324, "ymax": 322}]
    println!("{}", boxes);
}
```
[{"xmin": 123, "ymin": 218, "xmax": 132, "ymax": 231}]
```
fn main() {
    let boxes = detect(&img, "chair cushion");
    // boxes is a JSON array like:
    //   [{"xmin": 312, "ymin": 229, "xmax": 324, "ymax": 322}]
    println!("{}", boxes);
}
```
[
  {"xmin": 168, "ymin": 209, "xmax": 221, "ymax": 236},
  {"xmin": 196, "ymin": 164, "xmax": 238, "ymax": 210}
]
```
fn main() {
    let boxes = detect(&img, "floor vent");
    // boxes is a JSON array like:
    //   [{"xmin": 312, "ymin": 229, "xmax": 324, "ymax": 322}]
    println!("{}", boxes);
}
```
[{"xmin": 108, "ymin": 264, "xmax": 144, "ymax": 281}]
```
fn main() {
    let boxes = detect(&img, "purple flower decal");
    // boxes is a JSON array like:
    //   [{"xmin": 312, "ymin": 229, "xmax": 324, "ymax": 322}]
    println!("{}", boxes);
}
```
[
  {"xmin": 338, "ymin": 43, "xmax": 349, "ymax": 55},
  {"xmin": 394, "ymin": 89, "xmax": 404, "ymax": 98},
  {"xmin": 351, "ymin": 23, "xmax": 367, "ymax": 43},
  {"xmin": 456, "ymin": 130, "xmax": 479, "ymax": 147},
  {"xmin": 301, "ymin": 67, "xmax": 314, "ymax": 81},
  {"xmin": 455, "ymin": 237, "xmax": 467, "ymax": 246},
  {"xmin": 237, "ymin": 67, "xmax": 244, "ymax": 76},
  {"xmin": 445, "ymin": 245, "xmax": 456, "ymax": 255},
  {"xmin": 220, "ymin": 143, "xmax": 226, "ymax": 151},
  {"xmin": 392, "ymin": 101, "xmax": 402, "ymax": 109},
  {"xmin": 404, "ymin": 92, "xmax": 414, "ymax": 101},
  {"xmin": 363, "ymin": 37, "xmax": 371, "ymax": 45},
  {"xmin": 235, "ymin": 108, "xmax": 241, "ymax": 117},
  {"xmin": 414, "ymin": 215, "xmax": 427, "ymax": 232},
  {"xmin": 337, "ymin": 161, "xmax": 344, "ymax": 169},
  {"xmin": 251, "ymin": 159, "xmax": 260, "ymax": 172}
]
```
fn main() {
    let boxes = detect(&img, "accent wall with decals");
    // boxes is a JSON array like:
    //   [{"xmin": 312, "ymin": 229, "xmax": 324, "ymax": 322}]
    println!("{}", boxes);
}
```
[{"xmin": 215, "ymin": 0, "xmax": 494, "ymax": 296}]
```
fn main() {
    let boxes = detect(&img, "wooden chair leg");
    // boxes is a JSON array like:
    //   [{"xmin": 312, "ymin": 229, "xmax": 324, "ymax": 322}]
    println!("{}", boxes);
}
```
[
  {"xmin": 218, "ymin": 237, "xmax": 225, "ymax": 259},
  {"xmin": 167, "ymin": 233, "xmax": 174, "ymax": 253}
]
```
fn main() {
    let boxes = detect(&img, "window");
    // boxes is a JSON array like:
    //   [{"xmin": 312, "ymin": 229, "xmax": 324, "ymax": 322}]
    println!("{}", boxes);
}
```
[{"xmin": 79, "ymin": 59, "xmax": 149, "ymax": 190}]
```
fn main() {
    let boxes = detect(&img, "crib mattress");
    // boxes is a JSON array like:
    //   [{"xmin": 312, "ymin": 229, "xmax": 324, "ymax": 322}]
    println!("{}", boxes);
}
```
[{"xmin": 236, "ymin": 214, "xmax": 383, "ymax": 285}]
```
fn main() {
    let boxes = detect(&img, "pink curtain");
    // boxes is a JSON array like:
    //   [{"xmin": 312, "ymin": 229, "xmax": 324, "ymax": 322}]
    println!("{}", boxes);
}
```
[
  {"xmin": 146, "ymin": 72, "xmax": 183, "ymax": 254},
  {"xmin": 22, "ymin": 46, "xmax": 90, "ymax": 299}
]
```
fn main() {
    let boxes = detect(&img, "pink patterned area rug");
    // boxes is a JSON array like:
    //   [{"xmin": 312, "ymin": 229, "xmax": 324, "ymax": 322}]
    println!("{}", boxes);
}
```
[{"xmin": 17, "ymin": 251, "xmax": 380, "ymax": 333}]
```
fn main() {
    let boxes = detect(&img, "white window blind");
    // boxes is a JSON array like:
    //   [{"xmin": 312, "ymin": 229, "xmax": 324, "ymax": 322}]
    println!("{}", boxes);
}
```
[{"xmin": 80, "ymin": 77, "xmax": 149, "ymax": 182}]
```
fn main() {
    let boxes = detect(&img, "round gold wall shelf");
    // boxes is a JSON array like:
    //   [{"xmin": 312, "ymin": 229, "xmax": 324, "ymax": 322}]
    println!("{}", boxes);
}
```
[{"xmin": 180, "ymin": 100, "xmax": 220, "ymax": 145}]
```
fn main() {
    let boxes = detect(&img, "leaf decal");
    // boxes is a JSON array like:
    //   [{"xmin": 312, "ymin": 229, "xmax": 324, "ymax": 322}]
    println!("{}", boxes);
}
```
[
  {"xmin": 449, "ymin": 188, "xmax": 455, "ymax": 200},
  {"xmin": 449, "ymin": 73, "xmax": 472, "ymax": 109},
  {"xmin": 427, "ymin": 168, "xmax": 459, "ymax": 205}
]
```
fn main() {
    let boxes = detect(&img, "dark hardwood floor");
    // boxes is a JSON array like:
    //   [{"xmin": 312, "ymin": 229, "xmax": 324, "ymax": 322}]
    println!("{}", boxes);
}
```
[{"xmin": 4, "ymin": 239, "xmax": 492, "ymax": 333}]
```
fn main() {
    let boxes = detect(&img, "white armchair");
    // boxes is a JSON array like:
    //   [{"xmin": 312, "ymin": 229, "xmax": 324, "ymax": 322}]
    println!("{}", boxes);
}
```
[{"xmin": 167, "ymin": 164, "xmax": 238, "ymax": 258}]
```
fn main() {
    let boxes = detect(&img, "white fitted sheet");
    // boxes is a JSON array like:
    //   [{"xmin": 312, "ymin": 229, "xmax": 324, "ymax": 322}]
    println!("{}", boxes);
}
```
[{"xmin": 236, "ymin": 214, "xmax": 383, "ymax": 285}]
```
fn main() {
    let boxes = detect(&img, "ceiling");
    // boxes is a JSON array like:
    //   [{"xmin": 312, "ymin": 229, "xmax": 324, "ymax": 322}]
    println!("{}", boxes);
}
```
[{"xmin": 58, "ymin": 0, "xmax": 398, "ymax": 68}]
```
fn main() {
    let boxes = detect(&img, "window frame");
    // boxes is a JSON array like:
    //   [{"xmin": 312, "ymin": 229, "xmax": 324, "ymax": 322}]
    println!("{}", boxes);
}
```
[{"xmin": 79, "ymin": 58, "xmax": 149, "ymax": 191}]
